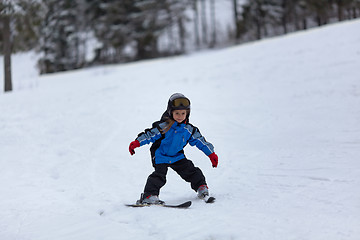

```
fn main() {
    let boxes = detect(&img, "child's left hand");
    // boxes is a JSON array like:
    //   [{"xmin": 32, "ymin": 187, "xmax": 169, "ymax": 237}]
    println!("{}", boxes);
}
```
[{"xmin": 208, "ymin": 153, "xmax": 218, "ymax": 168}]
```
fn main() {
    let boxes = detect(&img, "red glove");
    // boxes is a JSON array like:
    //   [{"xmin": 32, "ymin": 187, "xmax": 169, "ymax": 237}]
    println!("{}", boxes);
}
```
[
  {"xmin": 208, "ymin": 152, "xmax": 218, "ymax": 168},
  {"xmin": 129, "ymin": 140, "xmax": 140, "ymax": 155}
]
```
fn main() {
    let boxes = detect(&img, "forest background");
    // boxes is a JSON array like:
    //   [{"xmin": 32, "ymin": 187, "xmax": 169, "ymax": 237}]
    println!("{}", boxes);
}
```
[{"xmin": 1, "ymin": 0, "xmax": 360, "ymax": 80}]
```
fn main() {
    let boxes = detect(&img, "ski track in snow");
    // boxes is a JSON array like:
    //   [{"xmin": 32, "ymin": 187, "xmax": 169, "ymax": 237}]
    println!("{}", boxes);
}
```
[{"xmin": 1, "ymin": 20, "xmax": 360, "ymax": 240}]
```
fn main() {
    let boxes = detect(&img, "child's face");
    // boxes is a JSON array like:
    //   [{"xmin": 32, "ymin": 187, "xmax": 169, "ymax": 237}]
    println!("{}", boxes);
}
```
[{"xmin": 172, "ymin": 110, "xmax": 187, "ymax": 123}]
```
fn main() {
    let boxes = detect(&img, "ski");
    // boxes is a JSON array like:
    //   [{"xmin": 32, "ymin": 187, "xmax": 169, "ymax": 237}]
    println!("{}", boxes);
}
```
[{"xmin": 125, "ymin": 200, "xmax": 192, "ymax": 209}]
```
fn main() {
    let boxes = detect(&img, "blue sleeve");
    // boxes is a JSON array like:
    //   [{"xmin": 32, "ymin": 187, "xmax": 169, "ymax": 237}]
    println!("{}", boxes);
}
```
[
  {"xmin": 136, "ymin": 126, "xmax": 162, "ymax": 146},
  {"xmin": 188, "ymin": 127, "xmax": 214, "ymax": 156}
]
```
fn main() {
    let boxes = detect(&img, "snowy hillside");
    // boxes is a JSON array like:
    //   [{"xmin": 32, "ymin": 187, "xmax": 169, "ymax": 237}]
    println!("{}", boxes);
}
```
[{"xmin": 1, "ymin": 19, "xmax": 360, "ymax": 240}]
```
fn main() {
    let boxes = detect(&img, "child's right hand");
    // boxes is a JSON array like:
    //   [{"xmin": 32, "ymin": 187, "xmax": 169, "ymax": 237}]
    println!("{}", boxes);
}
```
[{"xmin": 129, "ymin": 140, "xmax": 140, "ymax": 155}]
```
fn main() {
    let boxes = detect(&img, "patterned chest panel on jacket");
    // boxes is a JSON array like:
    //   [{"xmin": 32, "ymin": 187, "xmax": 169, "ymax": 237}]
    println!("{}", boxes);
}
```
[{"xmin": 159, "ymin": 123, "xmax": 191, "ymax": 156}]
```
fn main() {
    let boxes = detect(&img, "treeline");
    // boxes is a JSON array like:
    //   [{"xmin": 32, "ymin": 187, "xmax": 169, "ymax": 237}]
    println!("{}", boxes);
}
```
[
  {"xmin": 1, "ymin": 0, "xmax": 360, "ymax": 75},
  {"xmin": 235, "ymin": 0, "xmax": 360, "ymax": 41}
]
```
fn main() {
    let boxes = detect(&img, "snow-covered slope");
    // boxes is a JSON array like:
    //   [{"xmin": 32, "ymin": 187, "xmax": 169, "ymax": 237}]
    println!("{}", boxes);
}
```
[{"xmin": 1, "ymin": 20, "xmax": 360, "ymax": 240}]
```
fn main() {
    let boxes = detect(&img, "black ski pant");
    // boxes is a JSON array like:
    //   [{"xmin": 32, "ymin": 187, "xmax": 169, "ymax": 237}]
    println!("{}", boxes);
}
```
[{"xmin": 143, "ymin": 158, "xmax": 207, "ymax": 198}]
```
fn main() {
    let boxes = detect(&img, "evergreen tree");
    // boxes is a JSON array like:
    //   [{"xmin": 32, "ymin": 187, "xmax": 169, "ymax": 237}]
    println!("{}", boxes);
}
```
[
  {"xmin": 131, "ymin": 0, "xmax": 169, "ymax": 59},
  {"xmin": 162, "ymin": 0, "xmax": 189, "ymax": 54},
  {"xmin": 86, "ymin": 0, "xmax": 138, "ymax": 64},
  {"xmin": 239, "ymin": 0, "xmax": 274, "ymax": 40},
  {"xmin": 39, "ymin": 0, "xmax": 84, "ymax": 73},
  {"xmin": 0, "ymin": 0, "xmax": 43, "ymax": 54},
  {"xmin": 306, "ymin": 0, "xmax": 331, "ymax": 26},
  {"xmin": 335, "ymin": 0, "xmax": 360, "ymax": 20}
]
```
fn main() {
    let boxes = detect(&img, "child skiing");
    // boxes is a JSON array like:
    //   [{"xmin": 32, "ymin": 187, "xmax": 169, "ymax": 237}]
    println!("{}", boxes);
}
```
[{"xmin": 128, "ymin": 93, "xmax": 218, "ymax": 205}]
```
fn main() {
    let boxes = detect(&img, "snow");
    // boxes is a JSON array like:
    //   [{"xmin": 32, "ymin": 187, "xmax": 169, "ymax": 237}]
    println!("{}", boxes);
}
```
[{"xmin": 1, "ymin": 19, "xmax": 360, "ymax": 240}]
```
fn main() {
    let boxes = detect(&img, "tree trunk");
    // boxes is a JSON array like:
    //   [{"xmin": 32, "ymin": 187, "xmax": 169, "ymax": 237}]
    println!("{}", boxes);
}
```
[
  {"xmin": 2, "ymin": 15, "xmax": 12, "ymax": 92},
  {"xmin": 337, "ymin": 2, "xmax": 344, "ymax": 21},
  {"xmin": 233, "ymin": 0, "xmax": 240, "ymax": 40},
  {"xmin": 193, "ymin": 0, "xmax": 200, "ymax": 49},
  {"xmin": 200, "ymin": 0, "xmax": 208, "ymax": 45},
  {"xmin": 209, "ymin": 0, "xmax": 216, "ymax": 48},
  {"xmin": 178, "ymin": 17, "xmax": 186, "ymax": 53},
  {"xmin": 281, "ymin": 0, "xmax": 288, "ymax": 34},
  {"xmin": 255, "ymin": 2, "xmax": 262, "ymax": 40}
]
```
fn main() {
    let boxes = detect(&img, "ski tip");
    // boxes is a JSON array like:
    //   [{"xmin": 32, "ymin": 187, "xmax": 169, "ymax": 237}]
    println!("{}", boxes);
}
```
[
  {"xmin": 163, "ymin": 200, "xmax": 192, "ymax": 208},
  {"xmin": 180, "ymin": 200, "xmax": 192, "ymax": 207},
  {"xmin": 204, "ymin": 196, "xmax": 216, "ymax": 203}
]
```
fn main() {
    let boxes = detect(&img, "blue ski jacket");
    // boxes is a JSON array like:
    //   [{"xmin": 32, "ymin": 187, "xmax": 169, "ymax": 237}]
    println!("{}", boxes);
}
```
[{"xmin": 136, "ymin": 120, "xmax": 214, "ymax": 165}]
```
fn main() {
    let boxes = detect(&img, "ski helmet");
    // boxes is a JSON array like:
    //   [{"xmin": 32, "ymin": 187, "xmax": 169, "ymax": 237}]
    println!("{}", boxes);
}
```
[{"xmin": 167, "ymin": 93, "xmax": 191, "ymax": 116}]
